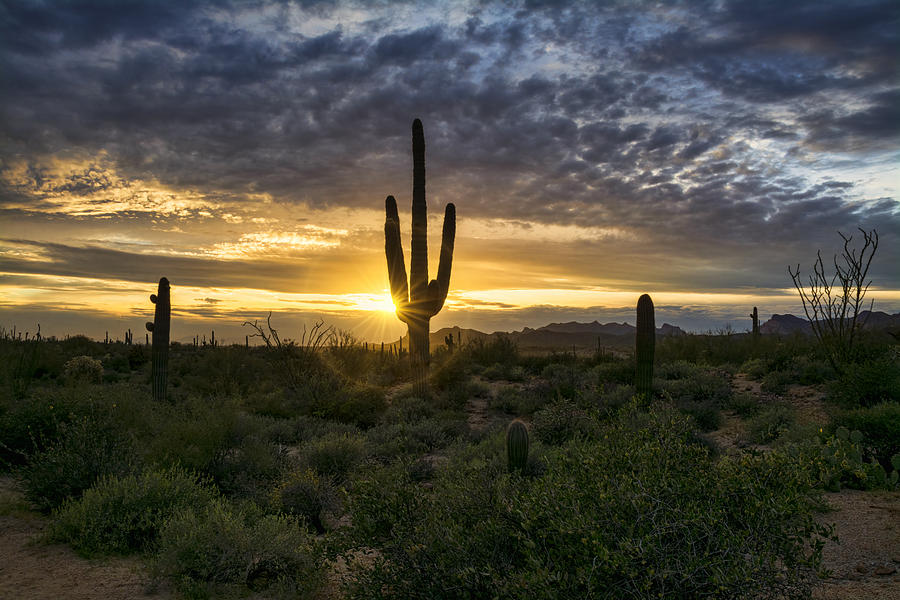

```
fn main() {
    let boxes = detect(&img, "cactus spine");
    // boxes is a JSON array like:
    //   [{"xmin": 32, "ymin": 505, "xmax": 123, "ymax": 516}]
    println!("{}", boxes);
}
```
[
  {"xmin": 145, "ymin": 277, "xmax": 170, "ymax": 402},
  {"xmin": 507, "ymin": 419, "xmax": 529, "ymax": 472},
  {"xmin": 385, "ymin": 119, "xmax": 456, "ymax": 367},
  {"xmin": 751, "ymin": 306, "xmax": 759, "ymax": 336},
  {"xmin": 635, "ymin": 293, "xmax": 655, "ymax": 398}
]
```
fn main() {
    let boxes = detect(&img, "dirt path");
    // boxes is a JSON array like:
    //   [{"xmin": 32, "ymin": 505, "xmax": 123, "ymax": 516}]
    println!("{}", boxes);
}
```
[
  {"xmin": 726, "ymin": 374, "xmax": 900, "ymax": 598},
  {"xmin": 0, "ymin": 477, "xmax": 170, "ymax": 600},
  {"xmin": 814, "ymin": 489, "xmax": 900, "ymax": 599}
]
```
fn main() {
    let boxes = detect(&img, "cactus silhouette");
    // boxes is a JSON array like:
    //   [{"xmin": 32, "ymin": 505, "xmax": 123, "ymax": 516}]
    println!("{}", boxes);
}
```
[
  {"xmin": 507, "ymin": 419, "xmax": 529, "ymax": 472},
  {"xmin": 750, "ymin": 306, "xmax": 759, "ymax": 336},
  {"xmin": 635, "ymin": 293, "xmax": 655, "ymax": 398},
  {"xmin": 145, "ymin": 277, "xmax": 170, "ymax": 402},
  {"xmin": 384, "ymin": 118, "xmax": 456, "ymax": 366}
]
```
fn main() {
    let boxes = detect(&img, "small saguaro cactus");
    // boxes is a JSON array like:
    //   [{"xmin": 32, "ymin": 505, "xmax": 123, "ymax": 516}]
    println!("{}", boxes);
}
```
[
  {"xmin": 384, "ymin": 118, "xmax": 456, "ymax": 367},
  {"xmin": 635, "ymin": 293, "xmax": 655, "ymax": 398},
  {"xmin": 145, "ymin": 277, "xmax": 171, "ymax": 402},
  {"xmin": 507, "ymin": 419, "xmax": 529, "ymax": 473},
  {"xmin": 751, "ymin": 306, "xmax": 760, "ymax": 336}
]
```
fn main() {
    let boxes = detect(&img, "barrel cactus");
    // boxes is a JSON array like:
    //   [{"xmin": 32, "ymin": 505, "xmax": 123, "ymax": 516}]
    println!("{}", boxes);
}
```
[
  {"xmin": 507, "ymin": 419, "xmax": 529, "ymax": 473},
  {"xmin": 635, "ymin": 293, "xmax": 655, "ymax": 398},
  {"xmin": 145, "ymin": 277, "xmax": 171, "ymax": 402}
]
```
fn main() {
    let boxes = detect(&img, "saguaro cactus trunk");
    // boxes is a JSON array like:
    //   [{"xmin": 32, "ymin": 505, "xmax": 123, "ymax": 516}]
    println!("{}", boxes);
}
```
[
  {"xmin": 384, "ymin": 119, "xmax": 456, "ymax": 370},
  {"xmin": 145, "ymin": 277, "xmax": 171, "ymax": 402},
  {"xmin": 751, "ymin": 306, "xmax": 759, "ymax": 336},
  {"xmin": 635, "ymin": 293, "xmax": 655, "ymax": 398}
]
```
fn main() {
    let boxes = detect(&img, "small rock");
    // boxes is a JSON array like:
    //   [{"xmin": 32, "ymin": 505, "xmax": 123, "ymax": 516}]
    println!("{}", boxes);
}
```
[
  {"xmin": 856, "ymin": 562, "xmax": 869, "ymax": 574},
  {"xmin": 874, "ymin": 565, "xmax": 897, "ymax": 576},
  {"xmin": 845, "ymin": 572, "xmax": 862, "ymax": 581}
]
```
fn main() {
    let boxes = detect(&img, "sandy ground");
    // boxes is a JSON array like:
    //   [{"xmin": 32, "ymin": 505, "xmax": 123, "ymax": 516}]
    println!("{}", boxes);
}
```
[
  {"xmin": 0, "ymin": 477, "xmax": 170, "ymax": 600},
  {"xmin": 813, "ymin": 489, "xmax": 900, "ymax": 599}
]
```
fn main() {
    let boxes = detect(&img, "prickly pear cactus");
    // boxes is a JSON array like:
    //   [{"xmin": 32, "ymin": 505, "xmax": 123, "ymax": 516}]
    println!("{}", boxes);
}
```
[
  {"xmin": 145, "ymin": 277, "xmax": 170, "ymax": 402},
  {"xmin": 635, "ymin": 294, "xmax": 655, "ymax": 398},
  {"xmin": 507, "ymin": 419, "xmax": 529, "ymax": 473}
]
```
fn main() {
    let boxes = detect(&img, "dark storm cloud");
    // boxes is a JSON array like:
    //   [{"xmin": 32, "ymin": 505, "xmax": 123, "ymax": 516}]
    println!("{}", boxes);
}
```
[
  {"xmin": 0, "ymin": 0, "xmax": 898, "ymax": 296},
  {"xmin": 0, "ymin": 239, "xmax": 308, "ymax": 291}
]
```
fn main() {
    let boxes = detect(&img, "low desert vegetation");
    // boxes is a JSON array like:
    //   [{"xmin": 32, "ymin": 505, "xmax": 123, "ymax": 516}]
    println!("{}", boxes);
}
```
[{"xmin": 0, "ymin": 320, "xmax": 897, "ymax": 599}]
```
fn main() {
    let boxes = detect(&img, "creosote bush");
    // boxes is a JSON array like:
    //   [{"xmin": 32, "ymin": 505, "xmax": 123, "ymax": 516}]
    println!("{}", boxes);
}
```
[
  {"xmin": 344, "ymin": 402, "xmax": 831, "ymax": 599},
  {"xmin": 154, "ymin": 499, "xmax": 323, "ymax": 599},
  {"xmin": 50, "ymin": 467, "xmax": 218, "ymax": 555}
]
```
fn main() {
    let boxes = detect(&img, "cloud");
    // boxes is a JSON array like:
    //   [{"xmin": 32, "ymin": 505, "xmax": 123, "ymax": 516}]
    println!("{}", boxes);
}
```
[{"xmin": 0, "ymin": 0, "xmax": 898, "ymax": 334}]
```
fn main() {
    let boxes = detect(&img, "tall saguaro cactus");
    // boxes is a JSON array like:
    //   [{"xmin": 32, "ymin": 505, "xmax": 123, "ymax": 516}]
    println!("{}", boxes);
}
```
[
  {"xmin": 750, "ymin": 306, "xmax": 759, "ymax": 336},
  {"xmin": 145, "ymin": 277, "xmax": 170, "ymax": 402},
  {"xmin": 385, "ymin": 119, "xmax": 456, "ymax": 366},
  {"xmin": 635, "ymin": 293, "xmax": 655, "ymax": 398}
]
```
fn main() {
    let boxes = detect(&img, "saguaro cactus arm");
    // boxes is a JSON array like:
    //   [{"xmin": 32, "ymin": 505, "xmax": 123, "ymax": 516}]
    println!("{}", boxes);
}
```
[
  {"xmin": 385, "ymin": 195, "xmax": 410, "ymax": 320},
  {"xmin": 427, "ymin": 202, "xmax": 456, "ymax": 314}
]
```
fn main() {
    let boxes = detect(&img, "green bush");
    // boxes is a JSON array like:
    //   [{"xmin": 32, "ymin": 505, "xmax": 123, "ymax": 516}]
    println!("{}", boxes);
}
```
[
  {"xmin": 680, "ymin": 401, "xmax": 722, "ymax": 432},
  {"xmin": 531, "ymin": 399, "xmax": 597, "ymax": 445},
  {"xmin": 0, "ymin": 390, "xmax": 79, "ymax": 469},
  {"xmin": 270, "ymin": 467, "xmax": 339, "ymax": 533},
  {"xmin": 21, "ymin": 415, "xmax": 138, "ymax": 512},
  {"xmin": 344, "ymin": 403, "xmax": 830, "ymax": 599},
  {"xmin": 746, "ymin": 404, "xmax": 796, "ymax": 444},
  {"xmin": 154, "ymin": 499, "xmax": 322, "ymax": 599},
  {"xmin": 63, "ymin": 355, "xmax": 103, "ymax": 384},
  {"xmin": 295, "ymin": 432, "xmax": 366, "ymax": 480},
  {"xmin": 488, "ymin": 386, "xmax": 548, "ymax": 416},
  {"xmin": 208, "ymin": 435, "xmax": 287, "ymax": 501},
  {"xmin": 727, "ymin": 392, "xmax": 761, "ymax": 418},
  {"xmin": 50, "ymin": 467, "xmax": 218, "ymax": 555},
  {"xmin": 828, "ymin": 358, "xmax": 900, "ymax": 407},
  {"xmin": 661, "ymin": 369, "xmax": 732, "ymax": 406},
  {"xmin": 760, "ymin": 370, "xmax": 792, "ymax": 395},
  {"xmin": 831, "ymin": 402, "xmax": 900, "ymax": 468}
]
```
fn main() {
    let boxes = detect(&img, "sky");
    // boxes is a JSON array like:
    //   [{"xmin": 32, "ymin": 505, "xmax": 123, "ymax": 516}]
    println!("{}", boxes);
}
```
[{"xmin": 1, "ymin": 0, "xmax": 898, "ymax": 344}]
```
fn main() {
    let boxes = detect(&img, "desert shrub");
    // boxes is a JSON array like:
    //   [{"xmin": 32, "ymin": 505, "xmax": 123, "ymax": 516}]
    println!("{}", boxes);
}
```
[
  {"xmin": 366, "ymin": 417, "xmax": 465, "ymax": 461},
  {"xmin": 316, "ymin": 383, "xmax": 386, "ymax": 429},
  {"xmin": 789, "ymin": 356, "xmax": 833, "ymax": 385},
  {"xmin": 21, "ymin": 415, "xmax": 138, "ymax": 512},
  {"xmin": 295, "ymin": 432, "xmax": 366, "ymax": 480},
  {"xmin": 727, "ymin": 392, "xmax": 762, "ymax": 418},
  {"xmin": 531, "ymin": 399, "xmax": 597, "ymax": 445},
  {"xmin": 63, "ymin": 355, "xmax": 103, "ymax": 384},
  {"xmin": 270, "ymin": 468, "xmax": 339, "ymax": 533},
  {"xmin": 154, "ymin": 499, "xmax": 322, "ymax": 599},
  {"xmin": 429, "ymin": 351, "xmax": 470, "ymax": 390},
  {"xmin": 760, "ymin": 370, "xmax": 792, "ymax": 395},
  {"xmin": 382, "ymin": 394, "xmax": 436, "ymax": 425},
  {"xmin": 661, "ymin": 369, "xmax": 732, "ymax": 406},
  {"xmin": 142, "ymin": 397, "xmax": 239, "ymax": 473},
  {"xmin": 50, "ymin": 467, "xmax": 218, "ymax": 555},
  {"xmin": 746, "ymin": 404, "xmax": 796, "ymax": 444},
  {"xmin": 465, "ymin": 335, "xmax": 518, "ymax": 367},
  {"xmin": 0, "ymin": 390, "xmax": 81, "ymax": 469},
  {"xmin": 481, "ymin": 362, "xmax": 526, "ymax": 382},
  {"xmin": 488, "ymin": 386, "xmax": 547, "ymax": 416},
  {"xmin": 680, "ymin": 401, "xmax": 722, "ymax": 432},
  {"xmin": 831, "ymin": 402, "xmax": 900, "ymax": 468},
  {"xmin": 539, "ymin": 362, "xmax": 585, "ymax": 400},
  {"xmin": 208, "ymin": 435, "xmax": 288, "ymax": 501},
  {"xmin": 592, "ymin": 383, "xmax": 635, "ymax": 417},
  {"xmin": 590, "ymin": 359, "xmax": 634, "ymax": 386},
  {"xmin": 344, "ymin": 403, "xmax": 830, "ymax": 599},
  {"xmin": 827, "ymin": 358, "xmax": 900, "ymax": 407},
  {"xmin": 741, "ymin": 357, "xmax": 769, "ymax": 380},
  {"xmin": 657, "ymin": 360, "xmax": 703, "ymax": 380}
]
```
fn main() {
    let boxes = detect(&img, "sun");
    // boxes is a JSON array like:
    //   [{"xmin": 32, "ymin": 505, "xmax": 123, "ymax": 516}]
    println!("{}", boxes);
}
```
[{"xmin": 347, "ymin": 293, "xmax": 397, "ymax": 314}]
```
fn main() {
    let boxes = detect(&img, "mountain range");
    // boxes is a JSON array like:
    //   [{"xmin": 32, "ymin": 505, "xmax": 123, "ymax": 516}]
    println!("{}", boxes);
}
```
[{"xmin": 377, "ymin": 311, "xmax": 900, "ymax": 352}]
